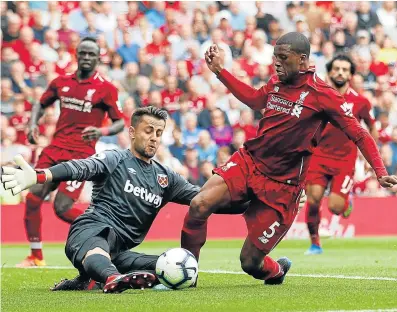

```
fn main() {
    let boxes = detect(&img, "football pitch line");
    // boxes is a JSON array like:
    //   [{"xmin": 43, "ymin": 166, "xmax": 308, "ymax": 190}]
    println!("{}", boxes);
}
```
[
  {"xmin": 4, "ymin": 266, "xmax": 397, "ymax": 282},
  {"xmin": 321, "ymin": 310, "xmax": 397, "ymax": 312}
]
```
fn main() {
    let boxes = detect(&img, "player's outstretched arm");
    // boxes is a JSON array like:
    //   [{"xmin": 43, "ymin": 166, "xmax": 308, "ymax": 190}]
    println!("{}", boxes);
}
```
[
  {"xmin": 27, "ymin": 103, "xmax": 45, "ymax": 145},
  {"xmin": 205, "ymin": 44, "xmax": 267, "ymax": 111},
  {"xmin": 82, "ymin": 119, "xmax": 125, "ymax": 141},
  {"xmin": 320, "ymin": 92, "xmax": 397, "ymax": 188},
  {"xmin": 1, "ymin": 151, "xmax": 121, "ymax": 195}
]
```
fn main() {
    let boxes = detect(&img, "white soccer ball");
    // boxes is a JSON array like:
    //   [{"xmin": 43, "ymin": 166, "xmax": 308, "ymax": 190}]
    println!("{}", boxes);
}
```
[{"xmin": 155, "ymin": 248, "xmax": 198, "ymax": 289}]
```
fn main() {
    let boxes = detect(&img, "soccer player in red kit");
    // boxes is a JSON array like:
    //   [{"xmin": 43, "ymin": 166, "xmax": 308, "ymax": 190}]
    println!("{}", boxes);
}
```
[
  {"xmin": 304, "ymin": 54, "xmax": 378, "ymax": 255},
  {"xmin": 18, "ymin": 37, "xmax": 125, "ymax": 267},
  {"xmin": 181, "ymin": 33, "xmax": 397, "ymax": 285}
]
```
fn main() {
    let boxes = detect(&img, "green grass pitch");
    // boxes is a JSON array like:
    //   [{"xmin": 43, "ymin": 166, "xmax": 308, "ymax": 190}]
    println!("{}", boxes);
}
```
[{"xmin": 2, "ymin": 238, "xmax": 397, "ymax": 312}]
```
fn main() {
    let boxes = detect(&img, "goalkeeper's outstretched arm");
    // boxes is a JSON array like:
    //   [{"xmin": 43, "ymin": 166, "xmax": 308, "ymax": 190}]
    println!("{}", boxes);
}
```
[{"xmin": 1, "ymin": 151, "xmax": 122, "ymax": 195}]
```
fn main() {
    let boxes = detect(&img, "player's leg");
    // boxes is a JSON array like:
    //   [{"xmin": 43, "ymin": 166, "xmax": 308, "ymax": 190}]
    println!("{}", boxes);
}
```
[
  {"xmin": 329, "ymin": 173, "xmax": 354, "ymax": 218},
  {"xmin": 240, "ymin": 195, "xmax": 298, "ymax": 284},
  {"xmin": 53, "ymin": 183, "xmax": 87, "ymax": 223},
  {"xmin": 19, "ymin": 146, "xmax": 60, "ymax": 267},
  {"xmin": 305, "ymin": 183, "xmax": 326, "ymax": 254},
  {"xmin": 65, "ymin": 222, "xmax": 156, "ymax": 293},
  {"xmin": 182, "ymin": 151, "xmax": 250, "ymax": 261}
]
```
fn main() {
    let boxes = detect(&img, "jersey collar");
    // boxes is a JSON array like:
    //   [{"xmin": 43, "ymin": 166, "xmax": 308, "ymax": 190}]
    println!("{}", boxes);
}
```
[{"xmin": 71, "ymin": 71, "xmax": 99, "ymax": 84}]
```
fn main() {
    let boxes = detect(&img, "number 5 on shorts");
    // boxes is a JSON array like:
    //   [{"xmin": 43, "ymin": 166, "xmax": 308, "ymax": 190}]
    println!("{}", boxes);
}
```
[{"xmin": 258, "ymin": 221, "xmax": 280, "ymax": 244}]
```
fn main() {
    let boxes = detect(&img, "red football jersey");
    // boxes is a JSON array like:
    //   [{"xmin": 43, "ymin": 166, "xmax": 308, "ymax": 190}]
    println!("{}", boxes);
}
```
[
  {"xmin": 188, "ymin": 96, "xmax": 207, "ymax": 114},
  {"xmin": 161, "ymin": 89, "xmax": 183, "ymax": 113},
  {"xmin": 40, "ymin": 72, "xmax": 123, "ymax": 154},
  {"xmin": 218, "ymin": 68, "xmax": 387, "ymax": 185},
  {"xmin": 313, "ymin": 87, "xmax": 375, "ymax": 167}
]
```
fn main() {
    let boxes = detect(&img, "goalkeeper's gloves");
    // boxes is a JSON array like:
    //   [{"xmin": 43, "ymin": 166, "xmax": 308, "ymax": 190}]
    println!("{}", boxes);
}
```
[{"xmin": 1, "ymin": 155, "xmax": 47, "ymax": 195}]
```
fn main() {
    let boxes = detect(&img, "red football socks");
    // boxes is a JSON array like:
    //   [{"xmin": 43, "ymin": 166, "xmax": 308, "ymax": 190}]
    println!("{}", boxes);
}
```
[
  {"xmin": 263, "ymin": 256, "xmax": 283, "ymax": 280},
  {"xmin": 305, "ymin": 202, "xmax": 321, "ymax": 246},
  {"xmin": 25, "ymin": 193, "xmax": 43, "ymax": 244},
  {"xmin": 181, "ymin": 213, "xmax": 208, "ymax": 261}
]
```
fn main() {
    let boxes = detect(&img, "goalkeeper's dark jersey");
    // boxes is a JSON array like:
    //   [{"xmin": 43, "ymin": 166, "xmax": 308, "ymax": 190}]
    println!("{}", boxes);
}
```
[{"xmin": 59, "ymin": 149, "xmax": 199, "ymax": 249}]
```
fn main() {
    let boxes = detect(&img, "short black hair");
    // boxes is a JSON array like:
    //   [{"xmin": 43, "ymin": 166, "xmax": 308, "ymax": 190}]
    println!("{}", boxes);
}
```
[
  {"xmin": 275, "ymin": 32, "xmax": 310, "ymax": 56},
  {"xmin": 78, "ymin": 37, "xmax": 100, "ymax": 53},
  {"xmin": 131, "ymin": 106, "xmax": 168, "ymax": 127},
  {"xmin": 326, "ymin": 54, "xmax": 356, "ymax": 75}
]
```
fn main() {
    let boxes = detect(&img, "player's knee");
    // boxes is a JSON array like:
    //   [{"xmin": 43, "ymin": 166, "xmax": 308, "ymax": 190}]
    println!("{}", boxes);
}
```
[
  {"xmin": 307, "ymin": 193, "xmax": 322, "ymax": 207},
  {"xmin": 83, "ymin": 247, "xmax": 110, "ymax": 263},
  {"xmin": 328, "ymin": 201, "xmax": 344, "ymax": 215},
  {"xmin": 190, "ymin": 194, "xmax": 212, "ymax": 219},
  {"xmin": 54, "ymin": 195, "xmax": 74, "ymax": 222}
]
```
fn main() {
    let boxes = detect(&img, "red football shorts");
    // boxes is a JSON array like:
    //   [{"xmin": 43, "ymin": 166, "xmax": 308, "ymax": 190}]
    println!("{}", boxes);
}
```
[
  {"xmin": 306, "ymin": 155, "xmax": 354, "ymax": 199},
  {"xmin": 213, "ymin": 148, "xmax": 303, "ymax": 253},
  {"xmin": 35, "ymin": 145, "xmax": 91, "ymax": 201}
]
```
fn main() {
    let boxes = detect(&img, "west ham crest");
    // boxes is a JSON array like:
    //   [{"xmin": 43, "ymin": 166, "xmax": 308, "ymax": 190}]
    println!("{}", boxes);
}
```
[{"xmin": 157, "ymin": 174, "xmax": 169, "ymax": 188}]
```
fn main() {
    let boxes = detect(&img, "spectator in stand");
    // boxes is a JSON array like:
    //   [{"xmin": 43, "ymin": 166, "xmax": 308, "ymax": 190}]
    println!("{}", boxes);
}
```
[
  {"xmin": 145, "ymin": 1, "xmax": 166, "ymax": 29},
  {"xmin": 356, "ymin": 1, "xmax": 380, "ymax": 30},
  {"xmin": 239, "ymin": 45, "xmax": 259, "ymax": 79},
  {"xmin": 198, "ymin": 161, "xmax": 215, "ymax": 187},
  {"xmin": 279, "ymin": 2, "xmax": 298, "ymax": 33},
  {"xmin": 3, "ymin": 13, "xmax": 21, "ymax": 43},
  {"xmin": 129, "ymin": 16, "xmax": 154, "ymax": 49},
  {"xmin": 369, "ymin": 45, "xmax": 389, "ymax": 77},
  {"xmin": 356, "ymin": 54, "xmax": 377, "ymax": 92},
  {"xmin": 1, "ymin": 47, "xmax": 18, "ymax": 79},
  {"xmin": 234, "ymin": 109, "xmax": 257, "ymax": 140},
  {"xmin": 209, "ymin": 108, "xmax": 233, "ymax": 147},
  {"xmin": 380, "ymin": 91, "xmax": 397, "ymax": 127},
  {"xmin": 121, "ymin": 62, "xmax": 139, "ymax": 95},
  {"xmin": 161, "ymin": 76, "xmax": 183, "ymax": 114},
  {"xmin": 186, "ymin": 79, "xmax": 207, "ymax": 114},
  {"xmin": 145, "ymin": 29, "xmax": 169, "ymax": 62},
  {"xmin": 196, "ymin": 130, "xmax": 218, "ymax": 164},
  {"xmin": 57, "ymin": 14, "xmax": 75, "ymax": 46},
  {"xmin": 117, "ymin": 31, "xmax": 140, "ymax": 64},
  {"xmin": 16, "ymin": 2, "xmax": 31, "ymax": 27},
  {"xmin": 137, "ymin": 48, "xmax": 153, "ymax": 77},
  {"xmin": 24, "ymin": 42, "xmax": 46, "ymax": 87},
  {"xmin": 216, "ymin": 145, "xmax": 231, "ymax": 167},
  {"xmin": 10, "ymin": 61, "xmax": 32, "ymax": 97},
  {"xmin": 171, "ymin": 94, "xmax": 190, "ymax": 129},
  {"xmin": 68, "ymin": 1, "xmax": 91, "ymax": 33},
  {"xmin": 125, "ymin": 1, "xmax": 143, "ymax": 28},
  {"xmin": 378, "ymin": 36, "xmax": 397, "ymax": 64},
  {"xmin": 132, "ymin": 76, "xmax": 150, "ymax": 107},
  {"xmin": 121, "ymin": 97, "xmax": 136, "ymax": 128},
  {"xmin": 192, "ymin": 12, "xmax": 210, "ymax": 45},
  {"xmin": 31, "ymin": 10, "xmax": 49, "ymax": 43},
  {"xmin": 230, "ymin": 31, "xmax": 245, "ymax": 59},
  {"xmin": 332, "ymin": 29, "xmax": 350, "ymax": 54},
  {"xmin": 147, "ymin": 90, "xmax": 162, "ymax": 108},
  {"xmin": 228, "ymin": 3, "xmax": 246, "ymax": 31},
  {"xmin": 95, "ymin": 1, "xmax": 116, "ymax": 33},
  {"xmin": 351, "ymin": 73, "xmax": 365, "ymax": 94},
  {"xmin": 377, "ymin": 111, "xmax": 393, "ymax": 144},
  {"xmin": 380, "ymin": 144, "xmax": 395, "ymax": 175},
  {"xmin": 183, "ymin": 147, "xmax": 200, "ymax": 185},
  {"xmin": 343, "ymin": 11, "xmax": 359, "ymax": 48},
  {"xmin": 266, "ymin": 19, "xmax": 282, "ymax": 45},
  {"xmin": 11, "ymin": 26, "xmax": 38, "ymax": 67},
  {"xmin": 255, "ymin": 2, "xmax": 275, "ymax": 34},
  {"xmin": 228, "ymin": 128, "xmax": 246, "ymax": 155},
  {"xmin": 250, "ymin": 29, "xmax": 273, "ymax": 66},
  {"xmin": 377, "ymin": 1, "xmax": 397, "ymax": 40},
  {"xmin": 108, "ymin": 53, "xmax": 125, "ymax": 82},
  {"xmin": 160, "ymin": 8, "xmax": 179, "ymax": 37},
  {"xmin": 168, "ymin": 126, "xmax": 187, "ymax": 163},
  {"xmin": 0, "ymin": 127, "xmax": 31, "ymax": 167},
  {"xmin": 150, "ymin": 63, "xmax": 167, "ymax": 91},
  {"xmin": 182, "ymin": 112, "xmax": 202, "ymax": 147},
  {"xmin": 390, "ymin": 127, "xmax": 397, "ymax": 173},
  {"xmin": 186, "ymin": 42, "xmax": 204, "ymax": 76},
  {"xmin": 41, "ymin": 29, "xmax": 59, "ymax": 62},
  {"xmin": 1, "ymin": 78, "xmax": 16, "ymax": 118},
  {"xmin": 79, "ymin": 12, "xmax": 103, "ymax": 39},
  {"xmin": 9, "ymin": 94, "xmax": 29, "ymax": 145}
]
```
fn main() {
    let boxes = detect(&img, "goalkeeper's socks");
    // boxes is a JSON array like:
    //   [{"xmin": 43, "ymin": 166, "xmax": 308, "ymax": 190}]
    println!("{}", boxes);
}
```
[
  {"xmin": 305, "ymin": 202, "xmax": 321, "ymax": 247},
  {"xmin": 83, "ymin": 254, "xmax": 119, "ymax": 283},
  {"xmin": 181, "ymin": 213, "xmax": 208, "ymax": 261}
]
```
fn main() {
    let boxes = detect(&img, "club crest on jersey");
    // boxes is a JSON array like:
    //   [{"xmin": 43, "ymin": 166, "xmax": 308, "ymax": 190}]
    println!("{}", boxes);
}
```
[
  {"xmin": 85, "ymin": 89, "xmax": 96, "ymax": 101},
  {"xmin": 274, "ymin": 86, "xmax": 279, "ymax": 92},
  {"xmin": 157, "ymin": 174, "xmax": 169, "ymax": 188},
  {"xmin": 291, "ymin": 91, "xmax": 309, "ymax": 118},
  {"xmin": 62, "ymin": 86, "xmax": 70, "ymax": 92},
  {"xmin": 221, "ymin": 162, "xmax": 237, "ymax": 172},
  {"xmin": 340, "ymin": 102, "xmax": 354, "ymax": 117}
]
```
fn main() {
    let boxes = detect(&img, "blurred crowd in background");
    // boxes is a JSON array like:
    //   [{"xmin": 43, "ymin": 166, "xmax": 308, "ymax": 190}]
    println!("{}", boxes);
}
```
[{"xmin": 1, "ymin": 1, "xmax": 397, "ymax": 204}]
